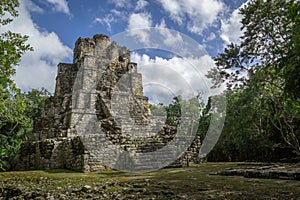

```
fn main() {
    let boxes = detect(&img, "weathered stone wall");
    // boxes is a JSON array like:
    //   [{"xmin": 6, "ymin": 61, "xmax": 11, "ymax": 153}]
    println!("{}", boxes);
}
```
[{"xmin": 17, "ymin": 34, "xmax": 201, "ymax": 172}]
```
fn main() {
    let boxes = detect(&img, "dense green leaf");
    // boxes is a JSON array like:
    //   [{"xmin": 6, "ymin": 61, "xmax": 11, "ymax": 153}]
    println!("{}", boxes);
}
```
[{"xmin": 206, "ymin": 0, "xmax": 300, "ymax": 161}]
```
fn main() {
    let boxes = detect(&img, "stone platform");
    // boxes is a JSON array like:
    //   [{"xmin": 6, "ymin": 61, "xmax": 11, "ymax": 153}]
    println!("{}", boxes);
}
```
[{"xmin": 213, "ymin": 163, "xmax": 300, "ymax": 180}]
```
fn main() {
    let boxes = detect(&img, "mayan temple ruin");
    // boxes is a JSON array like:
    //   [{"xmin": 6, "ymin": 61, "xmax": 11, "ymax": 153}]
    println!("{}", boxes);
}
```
[{"xmin": 17, "ymin": 34, "xmax": 201, "ymax": 172}]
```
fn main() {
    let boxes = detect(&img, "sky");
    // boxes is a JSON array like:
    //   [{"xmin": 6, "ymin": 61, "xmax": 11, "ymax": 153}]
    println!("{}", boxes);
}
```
[{"xmin": 1, "ymin": 0, "xmax": 248, "ymax": 104}]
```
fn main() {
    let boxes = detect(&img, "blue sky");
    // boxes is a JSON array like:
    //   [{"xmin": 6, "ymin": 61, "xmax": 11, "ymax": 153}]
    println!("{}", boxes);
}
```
[
  {"xmin": 27, "ymin": 0, "xmax": 246, "ymax": 52},
  {"xmin": 1, "ymin": 0, "xmax": 248, "ymax": 104}
]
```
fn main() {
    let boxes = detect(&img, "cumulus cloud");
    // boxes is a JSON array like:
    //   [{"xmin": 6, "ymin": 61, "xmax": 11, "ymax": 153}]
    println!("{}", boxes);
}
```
[
  {"xmin": 119, "ymin": 17, "xmax": 205, "ymax": 59},
  {"xmin": 155, "ymin": 19, "xmax": 183, "ymax": 48},
  {"xmin": 45, "ymin": 0, "xmax": 70, "ymax": 15},
  {"xmin": 0, "ymin": 0, "xmax": 72, "ymax": 92},
  {"xmin": 127, "ymin": 12, "xmax": 152, "ymax": 44},
  {"xmin": 135, "ymin": 0, "xmax": 149, "ymax": 10},
  {"xmin": 157, "ymin": 0, "xmax": 225, "ymax": 35},
  {"xmin": 128, "ymin": 12, "xmax": 152, "ymax": 29},
  {"xmin": 220, "ymin": 6, "xmax": 244, "ymax": 45},
  {"xmin": 157, "ymin": 0, "xmax": 183, "ymax": 24},
  {"xmin": 131, "ymin": 53, "xmax": 221, "ymax": 104}
]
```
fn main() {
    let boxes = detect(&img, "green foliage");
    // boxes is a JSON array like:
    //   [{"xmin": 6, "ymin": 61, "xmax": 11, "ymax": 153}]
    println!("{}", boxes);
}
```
[
  {"xmin": 197, "ymin": 97, "xmax": 211, "ymax": 140},
  {"xmin": 23, "ymin": 88, "xmax": 51, "ymax": 119},
  {"xmin": 0, "ymin": 84, "xmax": 32, "ymax": 170},
  {"xmin": 0, "ymin": 0, "xmax": 47, "ymax": 171},
  {"xmin": 207, "ymin": 90, "xmax": 275, "ymax": 161},
  {"xmin": 149, "ymin": 95, "xmax": 202, "ymax": 128},
  {"xmin": 209, "ymin": 0, "xmax": 296, "ymax": 89},
  {"xmin": 165, "ymin": 96, "xmax": 182, "ymax": 127},
  {"xmin": 149, "ymin": 103, "xmax": 165, "ymax": 116},
  {"xmin": 284, "ymin": 1, "xmax": 300, "ymax": 99},
  {"xmin": 149, "ymin": 97, "xmax": 182, "ymax": 127},
  {"xmin": 0, "ymin": 0, "xmax": 19, "ymax": 25},
  {"xmin": 206, "ymin": 0, "xmax": 300, "ymax": 161},
  {"xmin": 0, "ymin": 87, "xmax": 50, "ymax": 171}
]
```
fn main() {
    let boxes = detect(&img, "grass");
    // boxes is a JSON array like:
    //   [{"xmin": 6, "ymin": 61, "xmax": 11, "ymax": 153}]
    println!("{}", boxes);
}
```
[{"xmin": 1, "ymin": 162, "xmax": 300, "ymax": 199}]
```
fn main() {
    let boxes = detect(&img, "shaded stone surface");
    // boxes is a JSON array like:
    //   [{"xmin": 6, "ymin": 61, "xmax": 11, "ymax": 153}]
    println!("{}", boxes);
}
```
[
  {"xmin": 213, "ymin": 163, "xmax": 300, "ymax": 180},
  {"xmin": 17, "ymin": 34, "xmax": 201, "ymax": 172}
]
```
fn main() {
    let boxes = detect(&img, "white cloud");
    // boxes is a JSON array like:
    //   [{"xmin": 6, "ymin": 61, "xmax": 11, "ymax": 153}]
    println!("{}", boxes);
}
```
[
  {"xmin": 110, "ymin": 0, "xmax": 130, "ymax": 8},
  {"xmin": 157, "ymin": 0, "xmax": 183, "ymax": 24},
  {"xmin": 95, "ymin": 9, "xmax": 128, "ymax": 31},
  {"xmin": 46, "ymin": 0, "xmax": 70, "ymax": 15},
  {"xmin": 220, "ymin": 6, "xmax": 244, "ymax": 45},
  {"xmin": 131, "ymin": 53, "xmax": 221, "ymax": 104},
  {"xmin": 24, "ymin": 0, "xmax": 43, "ymax": 13},
  {"xmin": 0, "ymin": 0, "xmax": 72, "ymax": 92},
  {"xmin": 135, "ymin": 0, "xmax": 149, "ymax": 10},
  {"xmin": 155, "ymin": 19, "xmax": 183, "ymax": 47},
  {"xmin": 95, "ymin": 14, "xmax": 115, "ymax": 31},
  {"xmin": 157, "ymin": 0, "xmax": 225, "ymax": 35},
  {"xmin": 207, "ymin": 33, "xmax": 216, "ymax": 41},
  {"xmin": 124, "ymin": 17, "xmax": 204, "ymax": 58},
  {"xmin": 127, "ymin": 12, "xmax": 152, "ymax": 44},
  {"xmin": 111, "ymin": 9, "xmax": 124, "ymax": 17},
  {"xmin": 128, "ymin": 13, "xmax": 152, "ymax": 30}
]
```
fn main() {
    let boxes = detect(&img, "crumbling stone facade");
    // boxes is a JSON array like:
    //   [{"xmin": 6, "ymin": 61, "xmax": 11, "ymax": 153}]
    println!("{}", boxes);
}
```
[{"xmin": 17, "ymin": 34, "xmax": 201, "ymax": 172}]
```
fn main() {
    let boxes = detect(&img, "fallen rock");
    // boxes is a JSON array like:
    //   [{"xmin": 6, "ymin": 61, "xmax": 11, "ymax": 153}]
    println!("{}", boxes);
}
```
[{"xmin": 81, "ymin": 185, "xmax": 92, "ymax": 192}]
